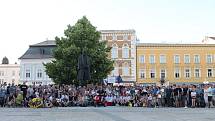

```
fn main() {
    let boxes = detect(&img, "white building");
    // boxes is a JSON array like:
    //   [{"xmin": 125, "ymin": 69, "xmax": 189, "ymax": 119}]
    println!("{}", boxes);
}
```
[
  {"xmin": 19, "ymin": 41, "xmax": 55, "ymax": 85},
  {"xmin": 0, "ymin": 57, "xmax": 20, "ymax": 85}
]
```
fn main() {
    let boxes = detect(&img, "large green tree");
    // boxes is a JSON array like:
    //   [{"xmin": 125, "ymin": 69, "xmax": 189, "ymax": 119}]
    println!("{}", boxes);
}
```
[{"xmin": 44, "ymin": 16, "xmax": 114, "ymax": 85}]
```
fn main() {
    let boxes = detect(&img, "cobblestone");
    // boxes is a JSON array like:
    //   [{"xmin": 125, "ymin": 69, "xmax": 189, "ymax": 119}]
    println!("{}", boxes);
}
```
[{"xmin": 0, "ymin": 107, "xmax": 214, "ymax": 121}]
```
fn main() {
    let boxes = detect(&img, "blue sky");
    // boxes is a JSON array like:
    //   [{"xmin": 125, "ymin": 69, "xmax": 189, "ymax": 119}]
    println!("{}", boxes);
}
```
[{"xmin": 0, "ymin": 0, "xmax": 214, "ymax": 63}]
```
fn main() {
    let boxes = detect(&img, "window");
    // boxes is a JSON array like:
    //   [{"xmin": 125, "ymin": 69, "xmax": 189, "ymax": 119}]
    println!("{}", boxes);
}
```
[
  {"xmin": 123, "ymin": 35, "xmax": 128, "ymax": 40},
  {"xmin": 12, "ymin": 71, "xmax": 15, "ymax": 76},
  {"xmin": 26, "ymin": 69, "xmax": 30, "ymax": 78},
  {"xmin": 149, "ymin": 55, "xmax": 155, "ymax": 64},
  {"xmin": 123, "ymin": 67, "xmax": 129, "ymax": 76},
  {"xmin": 185, "ymin": 68, "xmax": 190, "ymax": 78},
  {"xmin": 0, "ymin": 79, "xmax": 4, "ymax": 84},
  {"xmin": 122, "ymin": 63, "xmax": 129, "ymax": 76},
  {"xmin": 174, "ymin": 55, "xmax": 180, "ymax": 64},
  {"xmin": 207, "ymin": 69, "xmax": 213, "ymax": 77},
  {"xmin": 122, "ymin": 44, "xmax": 129, "ymax": 58},
  {"xmin": 112, "ymin": 35, "xmax": 117, "ymax": 40},
  {"xmin": 160, "ymin": 55, "xmax": 166, "ymax": 64},
  {"xmin": 184, "ymin": 55, "xmax": 190, "ymax": 64},
  {"xmin": 139, "ymin": 69, "xmax": 145, "ymax": 79},
  {"xmin": 160, "ymin": 69, "xmax": 166, "ymax": 78},
  {"xmin": 194, "ymin": 69, "xmax": 200, "ymax": 78},
  {"xmin": 150, "ymin": 68, "xmax": 156, "ymax": 78},
  {"xmin": 112, "ymin": 67, "xmax": 118, "ymax": 76},
  {"xmin": 174, "ymin": 68, "xmax": 180, "ymax": 78},
  {"xmin": 111, "ymin": 44, "xmax": 118, "ymax": 58},
  {"xmin": 101, "ymin": 35, "xmax": 106, "ymax": 40},
  {"xmin": 37, "ymin": 69, "xmax": 42, "ymax": 78},
  {"xmin": 194, "ymin": 55, "xmax": 200, "ymax": 64},
  {"xmin": 206, "ymin": 55, "xmax": 213, "ymax": 63},
  {"xmin": 40, "ymin": 49, "xmax": 45, "ymax": 55},
  {"xmin": 0, "ymin": 71, "xmax": 4, "ymax": 76},
  {"xmin": 139, "ymin": 55, "xmax": 145, "ymax": 63}
]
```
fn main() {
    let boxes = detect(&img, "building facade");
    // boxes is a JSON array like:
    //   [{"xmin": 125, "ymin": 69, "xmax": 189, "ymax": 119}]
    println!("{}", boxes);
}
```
[
  {"xmin": 100, "ymin": 30, "xmax": 137, "ymax": 83},
  {"xmin": 19, "ymin": 41, "xmax": 55, "ymax": 85},
  {"xmin": 0, "ymin": 57, "xmax": 20, "ymax": 85},
  {"xmin": 136, "ymin": 43, "xmax": 215, "ymax": 85},
  {"xmin": 19, "ymin": 29, "xmax": 137, "ymax": 85}
]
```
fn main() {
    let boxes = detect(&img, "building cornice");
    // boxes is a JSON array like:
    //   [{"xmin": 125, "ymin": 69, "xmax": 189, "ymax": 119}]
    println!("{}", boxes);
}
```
[
  {"xmin": 100, "ymin": 30, "xmax": 135, "ymax": 34},
  {"xmin": 137, "ymin": 43, "xmax": 215, "ymax": 47}
]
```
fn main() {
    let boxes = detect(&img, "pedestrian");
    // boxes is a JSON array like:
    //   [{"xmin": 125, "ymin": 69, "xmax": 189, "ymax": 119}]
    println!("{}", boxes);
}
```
[{"xmin": 191, "ymin": 85, "xmax": 197, "ymax": 108}]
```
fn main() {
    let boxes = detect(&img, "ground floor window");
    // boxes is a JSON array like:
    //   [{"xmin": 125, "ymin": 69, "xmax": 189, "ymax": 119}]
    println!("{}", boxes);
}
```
[
  {"xmin": 123, "ymin": 67, "xmax": 129, "ymax": 76},
  {"xmin": 37, "ymin": 69, "xmax": 42, "ymax": 78},
  {"xmin": 207, "ymin": 69, "xmax": 213, "ymax": 77},
  {"xmin": 160, "ymin": 69, "xmax": 166, "ymax": 78},
  {"xmin": 194, "ymin": 69, "xmax": 200, "ymax": 78},
  {"xmin": 26, "ymin": 69, "xmax": 30, "ymax": 78},
  {"xmin": 150, "ymin": 68, "xmax": 155, "ymax": 78},
  {"xmin": 140, "ymin": 69, "xmax": 145, "ymax": 79},
  {"xmin": 174, "ymin": 68, "xmax": 180, "ymax": 78},
  {"xmin": 185, "ymin": 69, "xmax": 190, "ymax": 78}
]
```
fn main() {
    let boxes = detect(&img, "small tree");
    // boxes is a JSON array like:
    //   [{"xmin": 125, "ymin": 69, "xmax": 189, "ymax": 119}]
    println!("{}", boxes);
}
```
[{"xmin": 45, "ymin": 16, "xmax": 114, "ymax": 85}]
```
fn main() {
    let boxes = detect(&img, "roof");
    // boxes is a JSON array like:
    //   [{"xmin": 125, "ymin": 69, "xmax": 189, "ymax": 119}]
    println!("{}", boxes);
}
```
[
  {"xmin": 137, "ymin": 43, "xmax": 215, "ymax": 47},
  {"xmin": 30, "ymin": 40, "xmax": 56, "ymax": 47},
  {"xmin": 19, "ymin": 40, "xmax": 56, "ymax": 59},
  {"xmin": 209, "ymin": 37, "xmax": 215, "ymax": 40}
]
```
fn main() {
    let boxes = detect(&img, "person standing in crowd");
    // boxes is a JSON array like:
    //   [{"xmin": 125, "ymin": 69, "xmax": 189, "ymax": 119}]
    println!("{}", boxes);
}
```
[
  {"xmin": 165, "ymin": 86, "xmax": 172, "ymax": 107},
  {"xmin": 6, "ymin": 83, "xmax": 11, "ymax": 97},
  {"xmin": 212, "ymin": 85, "xmax": 215, "ymax": 106},
  {"xmin": 174, "ymin": 85, "xmax": 182, "ymax": 108},
  {"xmin": 207, "ymin": 85, "xmax": 214, "ymax": 108},
  {"xmin": 195, "ymin": 86, "xmax": 203, "ymax": 107},
  {"xmin": 182, "ymin": 84, "xmax": 188, "ymax": 108},
  {"xmin": 20, "ymin": 82, "xmax": 28, "ymax": 103},
  {"xmin": 0, "ymin": 87, "xmax": 7, "ymax": 107},
  {"xmin": 191, "ymin": 85, "xmax": 197, "ymax": 108},
  {"xmin": 187, "ymin": 85, "xmax": 193, "ymax": 107},
  {"xmin": 204, "ymin": 85, "xmax": 209, "ymax": 107}
]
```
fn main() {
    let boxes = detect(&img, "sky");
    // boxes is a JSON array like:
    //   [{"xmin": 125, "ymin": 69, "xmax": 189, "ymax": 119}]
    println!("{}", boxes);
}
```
[{"xmin": 0, "ymin": 0, "xmax": 215, "ymax": 64}]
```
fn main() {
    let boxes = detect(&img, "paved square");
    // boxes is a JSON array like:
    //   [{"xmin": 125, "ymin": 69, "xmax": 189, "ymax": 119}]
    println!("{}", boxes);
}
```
[{"xmin": 0, "ymin": 107, "xmax": 214, "ymax": 121}]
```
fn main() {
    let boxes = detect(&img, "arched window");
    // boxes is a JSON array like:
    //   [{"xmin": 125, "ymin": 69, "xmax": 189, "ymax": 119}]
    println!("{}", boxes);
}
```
[
  {"xmin": 111, "ymin": 63, "xmax": 118, "ymax": 76},
  {"xmin": 122, "ymin": 62, "xmax": 129, "ymax": 76},
  {"xmin": 111, "ymin": 43, "xmax": 118, "ymax": 58},
  {"xmin": 122, "ymin": 43, "xmax": 129, "ymax": 58}
]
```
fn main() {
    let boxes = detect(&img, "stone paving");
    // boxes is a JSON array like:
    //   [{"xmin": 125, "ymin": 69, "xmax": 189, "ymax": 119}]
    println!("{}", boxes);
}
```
[{"xmin": 0, "ymin": 107, "xmax": 214, "ymax": 121}]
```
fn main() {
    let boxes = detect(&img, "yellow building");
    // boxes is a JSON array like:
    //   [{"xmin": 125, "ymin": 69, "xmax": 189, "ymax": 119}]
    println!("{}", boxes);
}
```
[{"xmin": 136, "ymin": 43, "xmax": 215, "ymax": 85}]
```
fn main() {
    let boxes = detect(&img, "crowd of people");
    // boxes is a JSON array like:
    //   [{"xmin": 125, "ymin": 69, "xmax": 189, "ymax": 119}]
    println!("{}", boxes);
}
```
[{"xmin": 0, "ymin": 83, "xmax": 215, "ymax": 108}]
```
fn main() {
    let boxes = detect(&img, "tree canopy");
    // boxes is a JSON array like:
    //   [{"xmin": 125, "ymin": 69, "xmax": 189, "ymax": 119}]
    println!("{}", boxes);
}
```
[{"xmin": 44, "ymin": 16, "xmax": 114, "ymax": 85}]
